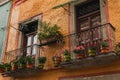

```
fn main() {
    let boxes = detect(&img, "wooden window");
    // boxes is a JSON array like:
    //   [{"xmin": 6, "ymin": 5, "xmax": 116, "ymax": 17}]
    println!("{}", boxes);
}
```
[
  {"xmin": 21, "ymin": 20, "xmax": 38, "ymax": 56},
  {"xmin": 75, "ymin": 0, "xmax": 101, "ymax": 44}
]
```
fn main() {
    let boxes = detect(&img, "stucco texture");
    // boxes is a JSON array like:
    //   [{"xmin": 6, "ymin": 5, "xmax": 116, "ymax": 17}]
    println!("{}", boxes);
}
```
[
  {"xmin": 2, "ymin": 0, "xmax": 120, "ymax": 80},
  {"xmin": 6, "ymin": 0, "xmax": 69, "ymax": 52},
  {"xmin": 108, "ymin": 0, "xmax": 120, "ymax": 42}
]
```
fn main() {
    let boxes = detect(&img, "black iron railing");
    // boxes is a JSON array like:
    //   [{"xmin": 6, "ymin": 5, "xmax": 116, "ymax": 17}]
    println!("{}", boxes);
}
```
[{"xmin": 4, "ymin": 23, "xmax": 115, "ymax": 65}]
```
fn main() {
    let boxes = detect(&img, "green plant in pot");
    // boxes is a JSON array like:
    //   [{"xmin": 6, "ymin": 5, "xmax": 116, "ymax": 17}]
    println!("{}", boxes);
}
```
[
  {"xmin": 52, "ymin": 56, "xmax": 61, "ymax": 67},
  {"xmin": 26, "ymin": 56, "xmax": 34, "ymax": 69},
  {"xmin": 38, "ymin": 57, "xmax": 46, "ymax": 69},
  {"xmin": 101, "ymin": 41, "xmax": 109, "ymax": 54},
  {"xmin": 10, "ymin": 60, "xmax": 18, "ymax": 71},
  {"xmin": 4, "ymin": 63, "xmax": 11, "ymax": 71},
  {"xmin": 18, "ymin": 57, "xmax": 26, "ymax": 69},
  {"xmin": 38, "ymin": 21, "xmax": 64, "ymax": 44},
  {"xmin": 62, "ymin": 50, "xmax": 71, "ymax": 62},
  {"xmin": 73, "ymin": 45, "xmax": 85, "ymax": 59},
  {"xmin": 0, "ymin": 63, "xmax": 4, "ymax": 73},
  {"xmin": 88, "ymin": 44, "xmax": 97, "ymax": 57},
  {"xmin": 115, "ymin": 42, "xmax": 120, "ymax": 55}
]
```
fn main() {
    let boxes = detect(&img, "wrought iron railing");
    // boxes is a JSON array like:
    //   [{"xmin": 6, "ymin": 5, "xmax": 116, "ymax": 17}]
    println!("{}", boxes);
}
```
[{"xmin": 4, "ymin": 23, "xmax": 115, "ymax": 66}]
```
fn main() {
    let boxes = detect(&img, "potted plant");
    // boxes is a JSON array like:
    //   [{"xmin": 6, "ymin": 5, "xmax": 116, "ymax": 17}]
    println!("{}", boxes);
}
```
[
  {"xmin": 101, "ymin": 41, "xmax": 109, "ymax": 54},
  {"xmin": 38, "ymin": 57, "xmax": 46, "ymax": 69},
  {"xmin": 52, "ymin": 56, "xmax": 61, "ymax": 67},
  {"xmin": 88, "ymin": 44, "xmax": 96, "ymax": 57},
  {"xmin": 38, "ymin": 21, "xmax": 64, "ymax": 44},
  {"xmin": 73, "ymin": 45, "xmax": 85, "ymax": 59},
  {"xmin": 10, "ymin": 60, "xmax": 18, "ymax": 71},
  {"xmin": 17, "ymin": 57, "xmax": 26, "ymax": 69},
  {"xmin": 26, "ymin": 56, "xmax": 34, "ymax": 69},
  {"xmin": 4, "ymin": 63, "xmax": 11, "ymax": 71},
  {"xmin": 62, "ymin": 50, "xmax": 71, "ymax": 62},
  {"xmin": 115, "ymin": 42, "xmax": 120, "ymax": 55},
  {"xmin": 0, "ymin": 63, "xmax": 4, "ymax": 73}
]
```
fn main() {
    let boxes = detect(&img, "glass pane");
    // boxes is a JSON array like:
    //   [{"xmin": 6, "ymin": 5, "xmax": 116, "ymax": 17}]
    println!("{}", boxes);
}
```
[
  {"xmin": 33, "ymin": 35, "xmax": 38, "ymax": 44},
  {"xmin": 27, "ymin": 36, "xmax": 32, "ymax": 46},
  {"xmin": 27, "ymin": 46, "xmax": 31, "ymax": 56},
  {"xmin": 32, "ymin": 45, "xmax": 37, "ymax": 55}
]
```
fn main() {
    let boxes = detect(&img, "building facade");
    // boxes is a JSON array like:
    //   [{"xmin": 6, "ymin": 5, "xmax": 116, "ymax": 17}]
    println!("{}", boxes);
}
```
[
  {"xmin": 0, "ymin": 0, "xmax": 12, "ymax": 62},
  {"xmin": 1, "ymin": 0, "xmax": 120, "ymax": 80}
]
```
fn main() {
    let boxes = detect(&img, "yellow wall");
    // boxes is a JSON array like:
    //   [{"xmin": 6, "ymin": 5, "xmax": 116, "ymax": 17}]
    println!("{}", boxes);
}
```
[
  {"xmin": 2, "ymin": 0, "xmax": 120, "ymax": 80},
  {"xmin": 108, "ymin": 0, "xmax": 120, "ymax": 42}
]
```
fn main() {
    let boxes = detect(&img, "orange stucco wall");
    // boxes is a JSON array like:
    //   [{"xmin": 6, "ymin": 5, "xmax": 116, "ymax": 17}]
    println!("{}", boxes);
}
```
[
  {"xmin": 2, "ymin": 0, "xmax": 120, "ymax": 80},
  {"xmin": 108, "ymin": 0, "xmax": 120, "ymax": 42},
  {"xmin": 6, "ymin": 0, "xmax": 69, "ymax": 52}
]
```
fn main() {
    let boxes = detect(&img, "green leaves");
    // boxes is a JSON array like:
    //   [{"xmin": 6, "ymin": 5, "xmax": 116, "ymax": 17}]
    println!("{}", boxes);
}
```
[
  {"xmin": 38, "ymin": 57, "xmax": 46, "ymax": 64},
  {"xmin": 38, "ymin": 21, "xmax": 62, "ymax": 40},
  {"xmin": 102, "ymin": 41, "xmax": 109, "ymax": 47}
]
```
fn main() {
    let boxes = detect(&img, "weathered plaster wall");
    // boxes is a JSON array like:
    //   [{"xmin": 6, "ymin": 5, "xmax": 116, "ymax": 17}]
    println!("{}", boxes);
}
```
[
  {"xmin": 0, "ymin": 1, "xmax": 11, "ymax": 61},
  {"xmin": 3, "ymin": 0, "xmax": 120, "ymax": 80},
  {"xmin": 6, "ymin": 0, "xmax": 69, "ymax": 51},
  {"xmin": 108, "ymin": 0, "xmax": 120, "ymax": 42},
  {"xmin": 15, "ymin": 60, "xmax": 120, "ymax": 80}
]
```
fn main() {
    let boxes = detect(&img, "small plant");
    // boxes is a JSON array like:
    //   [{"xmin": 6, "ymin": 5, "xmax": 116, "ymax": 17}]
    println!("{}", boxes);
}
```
[
  {"xmin": 52, "ymin": 56, "xmax": 61, "ymax": 67},
  {"xmin": 73, "ymin": 45, "xmax": 85, "ymax": 59},
  {"xmin": 38, "ymin": 57, "xmax": 46, "ymax": 69},
  {"xmin": 38, "ymin": 21, "xmax": 64, "ymax": 45},
  {"xmin": 38, "ymin": 21, "xmax": 63, "ymax": 40},
  {"xmin": 26, "ymin": 56, "xmax": 34, "ymax": 69},
  {"xmin": 88, "ymin": 44, "xmax": 97, "ymax": 57},
  {"xmin": 4, "ymin": 63, "xmax": 11, "ymax": 71},
  {"xmin": 73, "ymin": 45, "xmax": 85, "ymax": 54},
  {"xmin": 18, "ymin": 57, "xmax": 26, "ymax": 69},
  {"xmin": 10, "ymin": 60, "xmax": 18, "ymax": 71},
  {"xmin": 101, "ymin": 41, "xmax": 109, "ymax": 54},
  {"xmin": 115, "ymin": 42, "xmax": 120, "ymax": 55},
  {"xmin": 0, "ymin": 63, "xmax": 4, "ymax": 72},
  {"xmin": 63, "ymin": 50, "xmax": 71, "ymax": 62},
  {"xmin": 101, "ymin": 41, "xmax": 109, "ymax": 47}
]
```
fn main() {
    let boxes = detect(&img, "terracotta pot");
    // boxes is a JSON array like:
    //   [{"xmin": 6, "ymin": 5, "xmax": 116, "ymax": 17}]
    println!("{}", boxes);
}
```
[
  {"xmin": 53, "ymin": 57, "xmax": 61, "ymax": 67},
  {"xmin": 11, "ymin": 65, "xmax": 17, "ymax": 71},
  {"xmin": 101, "ymin": 47, "xmax": 109, "ymax": 53},
  {"xmin": 76, "ymin": 53, "xmax": 84, "ymax": 59},
  {"xmin": 54, "ymin": 57, "xmax": 61, "ymax": 64},
  {"xmin": 27, "ymin": 64, "xmax": 33, "ymax": 69},
  {"xmin": 88, "ymin": 50, "xmax": 96, "ymax": 57},
  {"xmin": 0, "ymin": 68, "xmax": 4, "ymax": 73},
  {"xmin": 18, "ymin": 64, "xmax": 26, "ymax": 69},
  {"xmin": 38, "ymin": 63, "xmax": 44, "ymax": 69}
]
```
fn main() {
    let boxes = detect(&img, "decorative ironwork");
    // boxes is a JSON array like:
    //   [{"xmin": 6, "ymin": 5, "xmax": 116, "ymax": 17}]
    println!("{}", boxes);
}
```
[{"xmin": 2, "ymin": 23, "xmax": 116, "ymax": 77}]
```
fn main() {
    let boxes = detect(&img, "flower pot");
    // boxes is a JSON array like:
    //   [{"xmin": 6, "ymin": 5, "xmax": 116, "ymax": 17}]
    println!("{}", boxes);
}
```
[
  {"xmin": 76, "ymin": 53, "xmax": 84, "ymax": 59},
  {"xmin": 53, "ymin": 57, "xmax": 61, "ymax": 67},
  {"xmin": 63, "ymin": 55, "xmax": 71, "ymax": 62},
  {"xmin": 38, "ymin": 63, "xmax": 44, "ymax": 69},
  {"xmin": 5, "ymin": 67, "xmax": 11, "ymax": 71},
  {"xmin": 101, "ymin": 47, "xmax": 109, "ymax": 54},
  {"xmin": 88, "ymin": 50, "xmax": 96, "ymax": 57},
  {"xmin": 18, "ymin": 64, "xmax": 26, "ymax": 69},
  {"xmin": 27, "ymin": 64, "xmax": 33, "ymax": 69},
  {"xmin": 11, "ymin": 65, "xmax": 17, "ymax": 71},
  {"xmin": 0, "ymin": 68, "xmax": 4, "ymax": 73}
]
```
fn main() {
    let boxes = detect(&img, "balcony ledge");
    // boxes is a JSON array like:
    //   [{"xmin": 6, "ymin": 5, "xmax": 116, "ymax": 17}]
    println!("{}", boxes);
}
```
[{"xmin": 59, "ymin": 53, "xmax": 119, "ymax": 69}]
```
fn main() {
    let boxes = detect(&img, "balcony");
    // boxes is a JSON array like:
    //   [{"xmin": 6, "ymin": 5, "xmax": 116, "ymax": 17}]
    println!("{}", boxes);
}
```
[{"xmin": 2, "ymin": 23, "xmax": 118, "ymax": 77}]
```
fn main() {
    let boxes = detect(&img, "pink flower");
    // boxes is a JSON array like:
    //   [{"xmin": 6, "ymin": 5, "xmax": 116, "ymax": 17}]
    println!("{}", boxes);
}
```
[{"xmin": 74, "ymin": 45, "xmax": 85, "ymax": 50}]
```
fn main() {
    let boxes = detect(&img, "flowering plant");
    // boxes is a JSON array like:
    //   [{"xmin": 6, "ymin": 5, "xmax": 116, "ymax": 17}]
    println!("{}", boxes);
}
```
[{"xmin": 73, "ymin": 45, "xmax": 85, "ymax": 54}]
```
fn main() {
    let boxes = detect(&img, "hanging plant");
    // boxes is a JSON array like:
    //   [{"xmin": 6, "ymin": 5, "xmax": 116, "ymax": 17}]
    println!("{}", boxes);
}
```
[{"xmin": 38, "ymin": 21, "xmax": 64, "ymax": 44}]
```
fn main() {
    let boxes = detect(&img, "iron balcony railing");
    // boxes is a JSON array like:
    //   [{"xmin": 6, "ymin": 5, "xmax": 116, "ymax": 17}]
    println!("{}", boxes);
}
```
[{"xmin": 4, "ymin": 23, "xmax": 115, "ymax": 67}]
